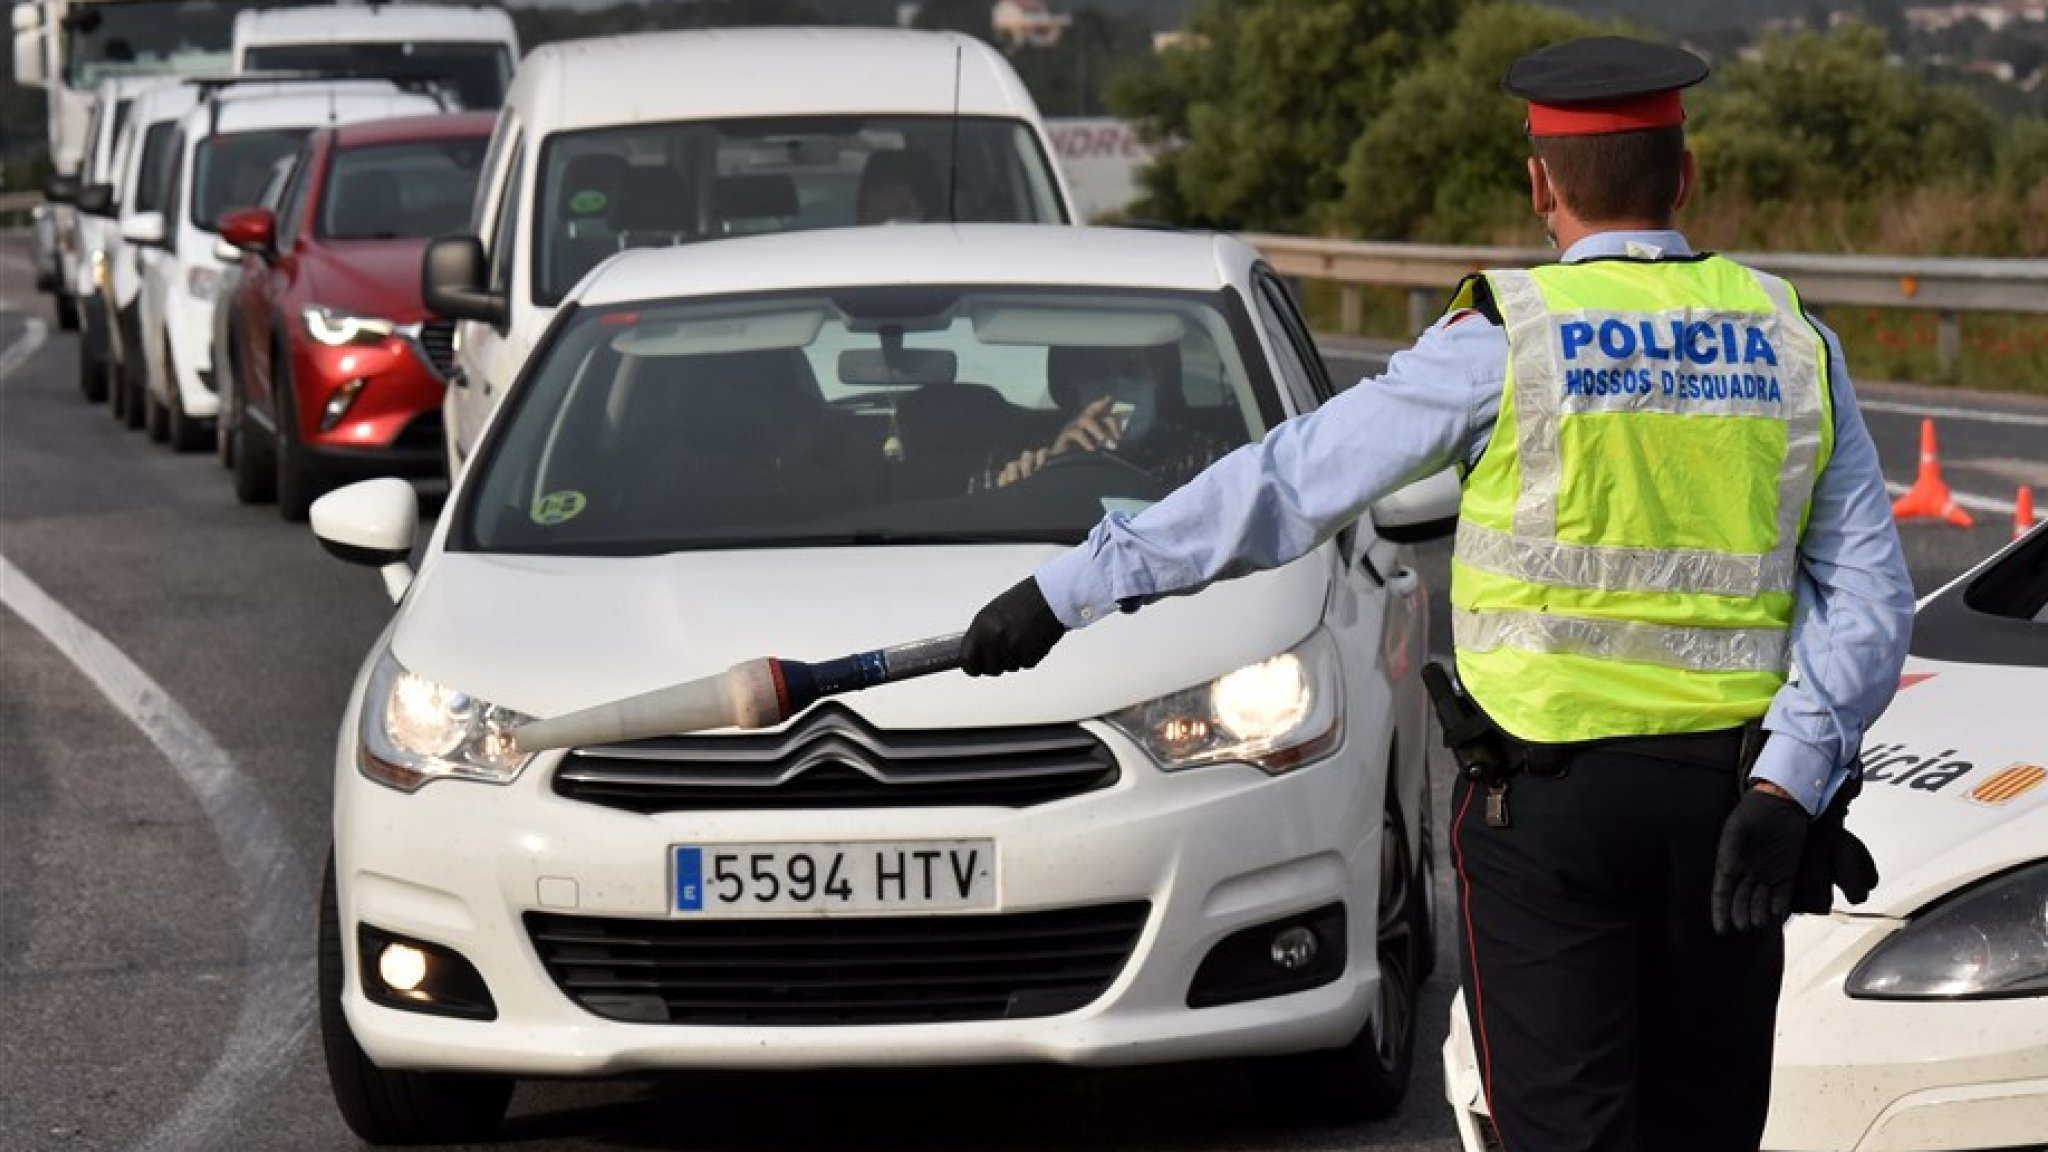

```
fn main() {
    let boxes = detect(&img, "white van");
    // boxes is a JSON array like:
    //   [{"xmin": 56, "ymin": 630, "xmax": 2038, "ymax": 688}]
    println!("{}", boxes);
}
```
[
  {"xmin": 232, "ymin": 4, "xmax": 520, "ymax": 110},
  {"xmin": 121, "ymin": 78, "xmax": 445, "ymax": 451},
  {"xmin": 426, "ymin": 27, "xmax": 1076, "ymax": 474},
  {"xmin": 68, "ymin": 74, "xmax": 172, "ymax": 405},
  {"xmin": 102, "ymin": 79, "xmax": 203, "ymax": 430}
]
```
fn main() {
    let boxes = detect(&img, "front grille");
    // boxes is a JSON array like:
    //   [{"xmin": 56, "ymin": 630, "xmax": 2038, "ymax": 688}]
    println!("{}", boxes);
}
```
[
  {"xmin": 554, "ymin": 702, "xmax": 1118, "ymax": 813},
  {"xmin": 525, "ymin": 901, "xmax": 1151, "ymax": 1026},
  {"xmin": 414, "ymin": 319, "xmax": 456, "ymax": 377}
]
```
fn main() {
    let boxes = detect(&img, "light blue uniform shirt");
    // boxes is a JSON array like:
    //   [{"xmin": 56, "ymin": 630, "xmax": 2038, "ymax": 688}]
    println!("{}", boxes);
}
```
[{"xmin": 1036, "ymin": 230, "xmax": 1915, "ymax": 815}]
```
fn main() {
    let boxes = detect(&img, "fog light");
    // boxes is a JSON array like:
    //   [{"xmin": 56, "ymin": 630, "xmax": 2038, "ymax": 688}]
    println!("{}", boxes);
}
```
[
  {"xmin": 320, "ymin": 378, "xmax": 366, "ymax": 432},
  {"xmin": 1270, "ymin": 925, "xmax": 1319, "ymax": 971},
  {"xmin": 356, "ymin": 924, "xmax": 496, "ymax": 1020},
  {"xmin": 377, "ymin": 942, "xmax": 428, "ymax": 992},
  {"xmin": 1187, "ymin": 904, "xmax": 1346, "ymax": 1009}
]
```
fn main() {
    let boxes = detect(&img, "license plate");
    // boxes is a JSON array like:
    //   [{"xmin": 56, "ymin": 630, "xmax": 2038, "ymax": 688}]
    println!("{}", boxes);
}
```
[{"xmin": 671, "ymin": 841, "xmax": 996, "ymax": 916}]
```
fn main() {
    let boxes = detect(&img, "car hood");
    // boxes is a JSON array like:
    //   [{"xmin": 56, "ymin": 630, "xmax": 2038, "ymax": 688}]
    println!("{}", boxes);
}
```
[
  {"xmin": 390, "ymin": 546, "xmax": 1334, "ymax": 731},
  {"xmin": 302, "ymin": 238, "xmax": 429, "ymax": 323},
  {"xmin": 1834, "ymin": 656, "xmax": 2048, "ymax": 917}
]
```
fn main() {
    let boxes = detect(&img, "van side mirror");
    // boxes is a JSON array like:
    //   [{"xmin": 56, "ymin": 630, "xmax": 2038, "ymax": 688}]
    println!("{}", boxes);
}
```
[
  {"xmin": 75, "ymin": 182, "xmax": 114, "ymax": 216},
  {"xmin": 120, "ymin": 211, "xmax": 168, "ymax": 247},
  {"xmin": 219, "ymin": 207, "xmax": 275, "ymax": 256},
  {"xmin": 44, "ymin": 172, "xmax": 79, "ymax": 204},
  {"xmin": 422, "ymin": 235, "xmax": 506, "ymax": 327},
  {"xmin": 1370, "ymin": 468, "xmax": 1461, "ymax": 543}
]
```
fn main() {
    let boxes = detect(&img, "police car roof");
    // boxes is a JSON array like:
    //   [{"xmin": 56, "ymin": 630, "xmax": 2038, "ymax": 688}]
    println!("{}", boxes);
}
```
[
  {"xmin": 573, "ymin": 225, "xmax": 1254, "ymax": 308},
  {"xmin": 513, "ymin": 28, "xmax": 1039, "ymax": 135}
]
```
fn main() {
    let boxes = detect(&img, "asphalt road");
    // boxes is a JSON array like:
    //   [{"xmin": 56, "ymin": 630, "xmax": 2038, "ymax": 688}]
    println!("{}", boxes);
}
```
[{"xmin": 3, "ymin": 238, "xmax": 2043, "ymax": 1152}]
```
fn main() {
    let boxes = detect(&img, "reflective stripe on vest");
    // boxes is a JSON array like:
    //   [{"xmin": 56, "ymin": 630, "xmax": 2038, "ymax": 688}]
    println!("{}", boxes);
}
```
[{"xmin": 1449, "ymin": 256, "xmax": 1833, "ymax": 742}]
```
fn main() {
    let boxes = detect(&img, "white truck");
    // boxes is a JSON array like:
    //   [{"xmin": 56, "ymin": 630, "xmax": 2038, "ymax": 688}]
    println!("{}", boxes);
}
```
[{"xmin": 231, "ymin": 5, "xmax": 518, "ymax": 110}]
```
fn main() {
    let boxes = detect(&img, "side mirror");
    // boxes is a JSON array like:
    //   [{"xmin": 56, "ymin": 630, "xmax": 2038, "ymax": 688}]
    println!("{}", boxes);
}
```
[
  {"xmin": 310, "ymin": 478, "xmax": 419, "ymax": 603},
  {"xmin": 214, "ymin": 238, "xmax": 243, "ymax": 264},
  {"xmin": 218, "ymin": 206, "xmax": 275, "ymax": 256},
  {"xmin": 43, "ymin": 172, "xmax": 79, "ymax": 204},
  {"xmin": 422, "ymin": 235, "xmax": 506, "ymax": 327},
  {"xmin": 75, "ymin": 182, "xmax": 114, "ymax": 216},
  {"xmin": 120, "ymin": 211, "xmax": 168, "ymax": 247},
  {"xmin": 1370, "ymin": 468, "xmax": 1461, "ymax": 543}
]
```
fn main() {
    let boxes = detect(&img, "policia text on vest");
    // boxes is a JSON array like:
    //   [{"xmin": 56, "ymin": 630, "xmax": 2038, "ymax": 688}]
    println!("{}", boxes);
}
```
[{"xmin": 1560, "ymin": 316, "xmax": 1786, "ymax": 403}]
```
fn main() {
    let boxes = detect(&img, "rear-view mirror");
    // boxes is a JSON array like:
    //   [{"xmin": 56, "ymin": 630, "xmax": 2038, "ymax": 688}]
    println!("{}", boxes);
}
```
[
  {"xmin": 1371, "ymin": 468, "xmax": 1461, "ymax": 543},
  {"xmin": 218, "ymin": 207, "xmax": 275, "ymax": 255},
  {"xmin": 75, "ymin": 183, "xmax": 114, "ymax": 216},
  {"xmin": 838, "ymin": 348, "xmax": 958, "ymax": 388},
  {"xmin": 43, "ymin": 172, "xmax": 79, "ymax": 204},
  {"xmin": 120, "ymin": 211, "xmax": 167, "ymax": 247},
  {"xmin": 310, "ymin": 478, "xmax": 419, "ymax": 603},
  {"xmin": 422, "ymin": 235, "xmax": 506, "ymax": 328}
]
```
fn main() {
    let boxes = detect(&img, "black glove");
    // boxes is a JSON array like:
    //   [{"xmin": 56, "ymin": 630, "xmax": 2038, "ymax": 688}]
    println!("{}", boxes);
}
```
[
  {"xmin": 1792, "ymin": 770, "xmax": 1880, "ymax": 913},
  {"xmin": 1711, "ymin": 786, "xmax": 1809, "ymax": 934},
  {"xmin": 961, "ymin": 576, "xmax": 1067, "ymax": 677}
]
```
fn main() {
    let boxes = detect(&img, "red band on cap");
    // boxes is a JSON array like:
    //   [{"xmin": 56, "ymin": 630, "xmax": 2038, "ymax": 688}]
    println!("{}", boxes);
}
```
[{"xmin": 1527, "ymin": 91, "xmax": 1684, "ymax": 136}]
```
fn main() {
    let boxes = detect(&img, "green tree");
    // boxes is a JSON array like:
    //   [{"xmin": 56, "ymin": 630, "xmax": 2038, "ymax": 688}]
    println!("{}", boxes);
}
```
[
  {"xmin": 1690, "ymin": 23, "xmax": 2000, "ymax": 199},
  {"xmin": 1109, "ymin": 0, "xmax": 1469, "ymax": 231},
  {"xmin": 1331, "ymin": 2, "xmax": 1610, "ymax": 240}
]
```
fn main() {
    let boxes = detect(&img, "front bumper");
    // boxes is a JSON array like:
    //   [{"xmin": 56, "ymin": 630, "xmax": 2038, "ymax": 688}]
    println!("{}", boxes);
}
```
[
  {"xmin": 1765, "ymin": 913, "xmax": 2048, "ymax": 1152},
  {"xmin": 1441, "ymin": 916, "xmax": 2048, "ymax": 1152},
  {"xmin": 290, "ymin": 333, "xmax": 447, "ymax": 476},
  {"xmin": 335, "ymin": 719, "xmax": 1385, "ymax": 1077}
]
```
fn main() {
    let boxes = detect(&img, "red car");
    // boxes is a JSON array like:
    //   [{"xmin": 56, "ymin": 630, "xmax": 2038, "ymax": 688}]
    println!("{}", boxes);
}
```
[{"xmin": 218, "ymin": 112, "xmax": 495, "ymax": 519}]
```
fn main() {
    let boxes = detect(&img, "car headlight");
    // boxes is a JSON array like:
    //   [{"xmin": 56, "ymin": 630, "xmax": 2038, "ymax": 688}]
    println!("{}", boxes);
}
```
[
  {"xmin": 187, "ymin": 265, "xmax": 219, "ymax": 301},
  {"xmin": 1846, "ymin": 861, "xmax": 2048, "ymax": 1000},
  {"xmin": 358, "ymin": 649, "xmax": 534, "ymax": 792},
  {"xmin": 305, "ymin": 305, "xmax": 396, "ymax": 347},
  {"xmin": 1103, "ymin": 630, "xmax": 1342, "ymax": 774}
]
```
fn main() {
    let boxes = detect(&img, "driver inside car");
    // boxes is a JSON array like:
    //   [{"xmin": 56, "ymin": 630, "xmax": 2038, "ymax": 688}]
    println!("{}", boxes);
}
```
[{"xmin": 994, "ymin": 343, "xmax": 1231, "ymax": 490}]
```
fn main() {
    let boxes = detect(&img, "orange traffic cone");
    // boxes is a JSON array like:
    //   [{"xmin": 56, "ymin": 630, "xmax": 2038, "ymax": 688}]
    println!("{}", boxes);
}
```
[
  {"xmin": 2016, "ymin": 486, "xmax": 2037, "ymax": 541},
  {"xmin": 1892, "ymin": 418, "xmax": 1974, "ymax": 528}
]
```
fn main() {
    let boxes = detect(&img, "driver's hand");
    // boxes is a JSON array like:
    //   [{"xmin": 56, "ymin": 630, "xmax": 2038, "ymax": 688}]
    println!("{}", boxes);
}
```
[
  {"xmin": 1049, "ymin": 397, "xmax": 1124, "ymax": 456},
  {"xmin": 995, "ymin": 448, "xmax": 1049, "ymax": 488}
]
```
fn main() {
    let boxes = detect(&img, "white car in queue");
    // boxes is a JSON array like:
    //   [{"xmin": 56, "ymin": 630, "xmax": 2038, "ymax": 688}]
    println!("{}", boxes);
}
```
[
  {"xmin": 309, "ymin": 224, "xmax": 1459, "ymax": 1145},
  {"xmin": 1442, "ymin": 522, "xmax": 2048, "ymax": 1152},
  {"xmin": 434, "ymin": 26, "xmax": 1075, "ymax": 476},
  {"xmin": 122, "ymin": 78, "xmax": 444, "ymax": 452}
]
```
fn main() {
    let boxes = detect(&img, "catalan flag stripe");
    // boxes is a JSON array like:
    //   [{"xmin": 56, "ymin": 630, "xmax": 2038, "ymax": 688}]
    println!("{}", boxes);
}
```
[{"xmin": 1970, "ymin": 764, "xmax": 2046, "ymax": 805}]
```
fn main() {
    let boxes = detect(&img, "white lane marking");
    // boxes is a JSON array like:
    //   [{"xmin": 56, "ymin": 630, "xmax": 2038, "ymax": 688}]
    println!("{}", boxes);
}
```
[
  {"xmin": 1860, "ymin": 397, "xmax": 2048, "ymax": 429},
  {"xmin": 0, "ymin": 559, "xmax": 313, "ymax": 1149},
  {"xmin": 0, "ymin": 314, "xmax": 47, "ymax": 379},
  {"xmin": 1884, "ymin": 481, "xmax": 2023, "ymax": 518}
]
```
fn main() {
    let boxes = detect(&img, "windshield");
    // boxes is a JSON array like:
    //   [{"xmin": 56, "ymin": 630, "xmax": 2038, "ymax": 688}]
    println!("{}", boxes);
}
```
[
  {"xmin": 191, "ymin": 128, "xmax": 310, "ymax": 231},
  {"xmin": 243, "ymin": 43, "xmax": 511, "ymax": 110},
  {"xmin": 460, "ymin": 285, "xmax": 1276, "ymax": 556},
  {"xmin": 533, "ymin": 116, "xmax": 1068, "ymax": 305},
  {"xmin": 318, "ymin": 136, "xmax": 489, "ymax": 240},
  {"xmin": 62, "ymin": 0, "xmax": 324, "ymax": 87}
]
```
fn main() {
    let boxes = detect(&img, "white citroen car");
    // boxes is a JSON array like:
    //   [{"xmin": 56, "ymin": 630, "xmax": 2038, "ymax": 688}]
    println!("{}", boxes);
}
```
[
  {"xmin": 1444, "ymin": 521, "xmax": 2048, "ymax": 1152},
  {"xmin": 310, "ymin": 225, "xmax": 1461, "ymax": 1144}
]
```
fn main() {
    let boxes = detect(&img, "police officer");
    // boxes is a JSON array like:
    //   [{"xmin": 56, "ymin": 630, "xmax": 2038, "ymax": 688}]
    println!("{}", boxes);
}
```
[{"xmin": 958, "ymin": 36, "xmax": 1914, "ymax": 1152}]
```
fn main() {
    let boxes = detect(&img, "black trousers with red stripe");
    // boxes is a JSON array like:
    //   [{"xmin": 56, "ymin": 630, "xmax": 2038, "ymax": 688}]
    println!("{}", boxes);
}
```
[{"xmin": 1453, "ymin": 737, "xmax": 1785, "ymax": 1152}]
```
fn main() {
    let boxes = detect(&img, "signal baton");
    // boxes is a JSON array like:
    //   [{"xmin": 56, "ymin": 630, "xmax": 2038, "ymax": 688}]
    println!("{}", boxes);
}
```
[{"xmin": 510, "ymin": 633, "xmax": 965, "ymax": 753}]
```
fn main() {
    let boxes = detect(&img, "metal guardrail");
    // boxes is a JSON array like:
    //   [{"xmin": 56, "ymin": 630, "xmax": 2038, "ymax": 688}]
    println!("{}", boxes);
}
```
[
  {"xmin": 1244, "ymin": 233, "xmax": 2048, "ymax": 372},
  {"xmin": 0, "ymin": 191, "xmax": 42, "ymax": 214}
]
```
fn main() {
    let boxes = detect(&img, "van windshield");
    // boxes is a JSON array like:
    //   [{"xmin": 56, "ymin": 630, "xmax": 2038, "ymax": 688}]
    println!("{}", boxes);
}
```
[
  {"xmin": 243, "ymin": 43, "xmax": 511, "ymax": 110},
  {"xmin": 62, "ymin": 0, "xmax": 325, "ymax": 87},
  {"xmin": 531, "ymin": 116, "xmax": 1069, "ymax": 305},
  {"xmin": 458, "ymin": 284, "xmax": 1278, "ymax": 557}
]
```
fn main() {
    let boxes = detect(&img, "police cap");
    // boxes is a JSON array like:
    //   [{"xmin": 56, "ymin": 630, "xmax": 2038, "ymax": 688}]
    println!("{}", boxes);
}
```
[{"xmin": 1504, "ymin": 36, "xmax": 1710, "ymax": 137}]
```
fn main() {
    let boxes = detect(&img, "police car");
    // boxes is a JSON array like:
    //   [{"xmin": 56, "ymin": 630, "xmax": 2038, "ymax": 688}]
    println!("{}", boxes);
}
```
[
  {"xmin": 307, "ymin": 225, "xmax": 1456, "ymax": 1144},
  {"xmin": 1444, "ymin": 520, "xmax": 2048, "ymax": 1152}
]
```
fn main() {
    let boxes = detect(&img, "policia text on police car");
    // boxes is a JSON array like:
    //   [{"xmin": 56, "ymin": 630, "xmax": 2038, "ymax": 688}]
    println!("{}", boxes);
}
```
[{"xmin": 956, "ymin": 35, "xmax": 1914, "ymax": 1152}]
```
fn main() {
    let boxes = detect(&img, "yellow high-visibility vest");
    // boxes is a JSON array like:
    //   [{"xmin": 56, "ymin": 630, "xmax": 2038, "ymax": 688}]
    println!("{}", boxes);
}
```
[{"xmin": 1446, "ymin": 255, "xmax": 1835, "ymax": 743}]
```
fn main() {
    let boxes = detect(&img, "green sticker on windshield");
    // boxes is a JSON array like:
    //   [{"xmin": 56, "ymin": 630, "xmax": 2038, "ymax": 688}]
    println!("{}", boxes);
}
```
[
  {"xmin": 531, "ymin": 490, "xmax": 587, "ymax": 525},
  {"xmin": 570, "ymin": 189, "xmax": 608, "ymax": 216}
]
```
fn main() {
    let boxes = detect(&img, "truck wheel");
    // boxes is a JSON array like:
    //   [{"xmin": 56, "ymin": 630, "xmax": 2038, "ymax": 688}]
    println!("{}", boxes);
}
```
[{"xmin": 55, "ymin": 292, "xmax": 79, "ymax": 332}]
